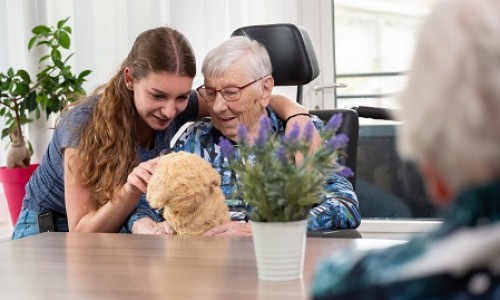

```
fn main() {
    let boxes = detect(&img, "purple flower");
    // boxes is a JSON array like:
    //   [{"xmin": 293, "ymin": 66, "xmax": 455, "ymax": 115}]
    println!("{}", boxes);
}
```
[
  {"xmin": 219, "ymin": 137, "xmax": 236, "ymax": 159},
  {"xmin": 325, "ymin": 114, "xmax": 343, "ymax": 131},
  {"xmin": 237, "ymin": 124, "xmax": 247, "ymax": 142},
  {"xmin": 325, "ymin": 133, "xmax": 349, "ymax": 151},
  {"xmin": 303, "ymin": 121, "xmax": 314, "ymax": 142},
  {"xmin": 275, "ymin": 146, "xmax": 288, "ymax": 165},
  {"xmin": 337, "ymin": 166, "xmax": 354, "ymax": 178},
  {"xmin": 284, "ymin": 122, "xmax": 301, "ymax": 143},
  {"xmin": 255, "ymin": 116, "xmax": 272, "ymax": 148}
]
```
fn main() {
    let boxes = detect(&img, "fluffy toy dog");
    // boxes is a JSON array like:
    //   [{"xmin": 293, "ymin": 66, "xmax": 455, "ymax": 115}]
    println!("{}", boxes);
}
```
[{"xmin": 147, "ymin": 151, "xmax": 230, "ymax": 235}]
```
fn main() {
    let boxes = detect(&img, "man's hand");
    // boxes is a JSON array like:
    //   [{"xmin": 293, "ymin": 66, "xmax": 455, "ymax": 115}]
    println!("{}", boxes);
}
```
[
  {"xmin": 132, "ymin": 217, "xmax": 176, "ymax": 235},
  {"xmin": 203, "ymin": 221, "xmax": 252, "ymax": 237}
]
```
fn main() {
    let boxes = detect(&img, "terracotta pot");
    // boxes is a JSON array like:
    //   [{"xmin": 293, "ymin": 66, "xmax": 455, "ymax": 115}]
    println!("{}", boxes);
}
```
[{"xmin": 0, "ymin": 164, "xmax": 38, "ymax": 225}]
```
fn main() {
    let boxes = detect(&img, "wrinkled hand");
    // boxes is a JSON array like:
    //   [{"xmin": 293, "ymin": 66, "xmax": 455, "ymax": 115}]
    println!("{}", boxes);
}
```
[
  {"xmin": 203, "ymin": 221, "xmax": 252, "ymax": 237},
  {"xmin": 132, "ymin": 217, "xmax": 176, "ymax": 235},
  {"xmin": 122, "ymin": 157, "xmax": 160, "ymax": 199},
  {"xmin": 285, "ymin": 115, "xmax": 321, "ymax": 165}
]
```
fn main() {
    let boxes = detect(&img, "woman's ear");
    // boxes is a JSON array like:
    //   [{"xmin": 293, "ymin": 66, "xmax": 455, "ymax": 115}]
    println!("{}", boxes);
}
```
[
  {"xmin": 259, "ymin": 76, "xmax": 275, "ymax": 107},
  {"xmin": 421, "ymin": 162, "xmax": 452, "ymax": 207},
  {"xmin": 123, "ymin": 67, "xmax": 134, "ymax": 90}
]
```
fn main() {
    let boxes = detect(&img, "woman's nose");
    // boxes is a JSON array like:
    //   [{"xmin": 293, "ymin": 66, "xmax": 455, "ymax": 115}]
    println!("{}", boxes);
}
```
[{"xmin": 160, "ymin": 101, "xmax": 176, "ymax": 119}]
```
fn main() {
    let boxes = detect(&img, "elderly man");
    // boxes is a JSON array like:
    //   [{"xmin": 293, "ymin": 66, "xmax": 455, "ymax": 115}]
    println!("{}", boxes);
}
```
[{"xmin": 129, "ymin": 35, "xmax": 360, "ymax": 236}]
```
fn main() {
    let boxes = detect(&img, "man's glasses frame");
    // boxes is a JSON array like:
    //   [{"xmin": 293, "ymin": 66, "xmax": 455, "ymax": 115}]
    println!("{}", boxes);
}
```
[{"xmin": 196, "ymin": 76, "xmax": 266, "ymax": 102}]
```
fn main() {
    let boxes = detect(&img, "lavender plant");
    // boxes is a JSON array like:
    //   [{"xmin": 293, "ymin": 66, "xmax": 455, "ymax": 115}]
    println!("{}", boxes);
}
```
[{"xmin": 219, "ymin": 114, "xmax": 352, "ymax": 222}]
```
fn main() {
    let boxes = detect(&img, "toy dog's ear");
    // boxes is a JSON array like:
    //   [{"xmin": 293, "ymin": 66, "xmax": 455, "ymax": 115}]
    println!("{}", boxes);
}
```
[
  {"xmin": 210, "ymin": 173, "xmax": 221, "ymax": 186},
  {"xmin": 146, "ymin": 193, "xmax": 159, "ymax": 209},
  {"xmin": 146, "ymin": 183, "xmax": 171, "ymax": 209}
]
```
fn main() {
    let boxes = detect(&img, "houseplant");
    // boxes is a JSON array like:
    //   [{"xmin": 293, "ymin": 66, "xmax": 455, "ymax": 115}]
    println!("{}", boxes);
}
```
[
  {"xmin": 0, "ymin": 17, "xmax": 90, "ymax": 224},
  {"xmin": 219, "ymin": 114, "xmax": 351, "ymax": 280}
]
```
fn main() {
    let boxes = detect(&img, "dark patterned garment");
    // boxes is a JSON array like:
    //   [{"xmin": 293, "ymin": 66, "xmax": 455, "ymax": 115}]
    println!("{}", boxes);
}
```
[
  {"xmin": 312, "ymin": 181, "xmax": 500, "ymax": 300},
  {"xmin": 127, "ymin": 107, "xmax": 360, "ymax": 231}
]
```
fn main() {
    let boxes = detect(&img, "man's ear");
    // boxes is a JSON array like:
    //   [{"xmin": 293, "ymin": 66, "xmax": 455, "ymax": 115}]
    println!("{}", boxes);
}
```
[
  {"xmin": 259, "ymin": 76, "xmax": 274, "ymax": 107},
  {"xmin": 421, "ymin": 162, "xmax": 452, "ymax": 207}
]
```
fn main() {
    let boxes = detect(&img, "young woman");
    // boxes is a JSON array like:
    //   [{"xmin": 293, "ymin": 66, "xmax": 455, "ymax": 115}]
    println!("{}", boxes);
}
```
[{"xmin": 12, "ymin": 26, "xmax": 313, "ymax": 239}]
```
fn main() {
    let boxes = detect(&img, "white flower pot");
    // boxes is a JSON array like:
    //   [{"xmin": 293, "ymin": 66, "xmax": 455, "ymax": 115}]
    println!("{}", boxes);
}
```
[{"xmin": 251, "ymin": 219, "xmax": 307, "ymax": 281}]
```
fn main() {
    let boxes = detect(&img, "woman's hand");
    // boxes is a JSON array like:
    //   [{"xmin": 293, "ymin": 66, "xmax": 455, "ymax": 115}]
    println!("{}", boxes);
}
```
[
  {"xmin": 65, "ymin": 148, "xmax": 161, "ymax": 232},
  {"xmin": 203, "ymin": 221, "xmax": 252, "ymax": 237},
  {"xmin": 122, "ymin": 158, "xmax": 160, "ymax": 200},
  {"xmin": 132, "ymin": 217, "xmax": 177, "ymax": 235},
  {"xmin": 285, "ymin": 115, "xmax": 321, "ymax": 165}
]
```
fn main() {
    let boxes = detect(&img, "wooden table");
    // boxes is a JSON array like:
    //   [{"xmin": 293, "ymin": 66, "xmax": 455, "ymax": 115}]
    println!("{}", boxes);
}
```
[{"xmin": 0, "ymin": 233, "xmax": 405, "ymax": 299}]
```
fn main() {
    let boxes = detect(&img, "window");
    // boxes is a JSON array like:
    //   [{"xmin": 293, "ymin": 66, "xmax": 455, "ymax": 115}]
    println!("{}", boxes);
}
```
[
  {"xmin": 333, "ymin": 0, "xmax": 437, "ymax": 109},
  {"xmin": 332, "ymin": 0, "xmax": 441, "ymax": 223}
]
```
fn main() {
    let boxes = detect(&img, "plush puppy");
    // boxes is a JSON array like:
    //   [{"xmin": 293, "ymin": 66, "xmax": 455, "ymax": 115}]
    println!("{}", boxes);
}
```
[{"xmin": 147, "ymin": 151, "xmax": 230, "ymax": 235}]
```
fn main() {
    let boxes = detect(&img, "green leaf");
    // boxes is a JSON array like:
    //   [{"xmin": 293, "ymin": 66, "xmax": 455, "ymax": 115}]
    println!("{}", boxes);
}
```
[
  {"xmin": 57, "ymin": 17, "xmax": 69, "ymax": 29},
  {"xmin": 7, "ymin": 68, "xmax": 14, "ymax": 78},
  {"xmin": 1, "ymin": 128, "xmax": 10, "ymax": 140},
  {"xmin": 32, "ymin": 25, "xmax": 50, "ymax": 35},
  {"xmin": 28, "ymin": 36, "xmax": 38, "ymax": 50},
  {"xmin": 8, "ymin": 81, "xmax": 16, "ymax": 95},
  {"xmin": 5, "ymin": 117, "xmax": 14, "ymax": 128},
  {"xmin": 39, "ymin": 54, "xmax": 50, "ymax": 63},
  {"xmin": 63, "ymin": 53, "xmax": 75, "ymax": 64},
  {"xmin": 19, "ymin": 114, "xmax": 32, "ymax": 126},
  {"xmin": 16, "ymin": 70, "xmax": 31, "ymax": 82},
  {"xmin": 36, "ymin": 94, "xmax": 49, "ymax": 106},
  {"xmin": 26, "ymin": 91, "xmax": 38, "ymax": 111},
  {"xmin": 51, "ymin": 49, "xmax": 62, "ymax": 62},
  {"xmin": 54, "ymin": 60, "xmax": 64, "ymax": 69},
  {"xmin": 36, "ymin": 40, "xmax": 51, "ymax": 47},
  {"xmin": 63, "ymin": 26, "xmax": 72, "ymax": 34},
  {"xmin": 58, "ymin": 31, "xmax": 70, "ymax": 49},
  {"xmin": 14, "ymin": 81, "xmax": 28, "ymax": 96},
  {"xmin": 77, "ymin": 70, "xmax": 92, "ymax": 81}
]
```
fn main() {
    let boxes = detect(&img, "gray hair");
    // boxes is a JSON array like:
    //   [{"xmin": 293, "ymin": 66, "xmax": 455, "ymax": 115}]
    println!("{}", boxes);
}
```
[
  {"xmin": 201, "ymin": 35, "xmax": 272, "ymax": 88},
  {"xmin": 397, "ymin": 0, "xmax": 500, "ymax": 191}
]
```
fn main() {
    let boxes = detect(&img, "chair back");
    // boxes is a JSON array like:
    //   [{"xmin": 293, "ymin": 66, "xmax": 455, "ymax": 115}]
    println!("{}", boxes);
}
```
[{"xmin": 231, "ymin": 23, "xmax": 320, "ymax": 104}]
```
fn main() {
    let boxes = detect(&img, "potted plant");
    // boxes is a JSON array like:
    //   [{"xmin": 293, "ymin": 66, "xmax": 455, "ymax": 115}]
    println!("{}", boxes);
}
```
[
  {"xmin": 219, "ymin": 114, "xmax": 351, "ymax": 281},
  {"xmin": 0, "ymin": 17, "xmax": 90, "ymax": 225}
]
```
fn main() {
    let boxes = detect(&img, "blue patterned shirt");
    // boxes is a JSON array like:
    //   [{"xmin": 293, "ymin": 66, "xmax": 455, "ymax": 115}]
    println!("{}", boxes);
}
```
[
  {"xmin": 128, "ymin": 108, "xmax": 360, "ymax": 231},
  {"xmin": 312, "ymin": 181, "xmax": 500, "ymax": 299}
]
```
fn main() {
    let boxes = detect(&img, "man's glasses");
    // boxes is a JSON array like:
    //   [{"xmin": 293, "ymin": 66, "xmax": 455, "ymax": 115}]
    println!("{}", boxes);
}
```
[{"xmin": 196, "ymin": 76, "xmax": 265, "ymax": 102}]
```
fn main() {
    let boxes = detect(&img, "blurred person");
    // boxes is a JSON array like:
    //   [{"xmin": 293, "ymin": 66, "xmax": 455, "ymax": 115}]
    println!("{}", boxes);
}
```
[{"xmin": 312, "ymin": 0, "xmax": 500, "ymax": 299}]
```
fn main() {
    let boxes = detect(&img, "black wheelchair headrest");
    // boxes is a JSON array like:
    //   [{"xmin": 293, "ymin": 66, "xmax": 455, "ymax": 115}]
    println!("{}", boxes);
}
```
[{"xmin": 231, "ymin": 23, "xmax": 320, "ymax": 86}]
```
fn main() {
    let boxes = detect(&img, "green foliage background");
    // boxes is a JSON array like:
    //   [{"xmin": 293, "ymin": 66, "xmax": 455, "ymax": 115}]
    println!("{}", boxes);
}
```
[{"xmin": 0, "ymin": 17, "xmax": 90, "ymax": 142}]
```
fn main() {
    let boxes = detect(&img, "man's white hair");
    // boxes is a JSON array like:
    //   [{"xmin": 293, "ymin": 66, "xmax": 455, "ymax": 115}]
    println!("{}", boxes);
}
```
[{"xmin": 397, "ymin": 0, "xmax": 500, "ymax": 191}]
